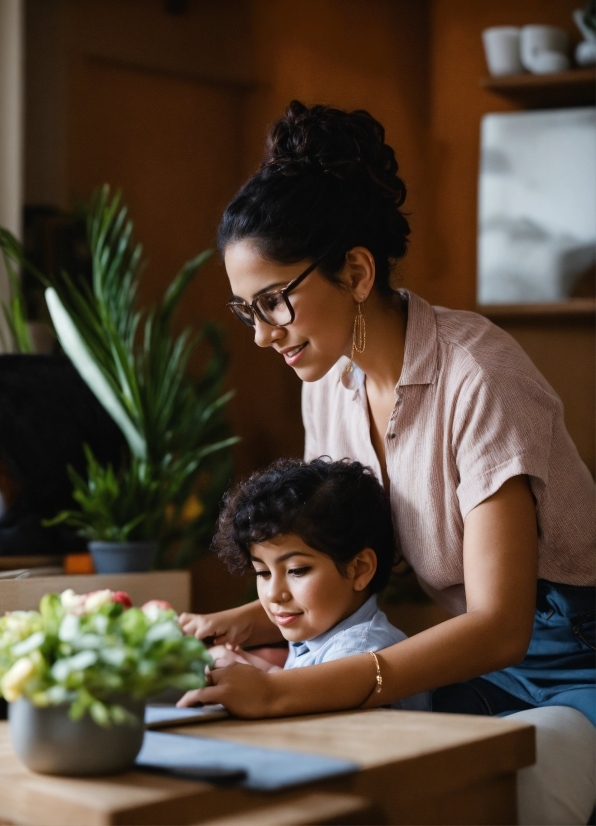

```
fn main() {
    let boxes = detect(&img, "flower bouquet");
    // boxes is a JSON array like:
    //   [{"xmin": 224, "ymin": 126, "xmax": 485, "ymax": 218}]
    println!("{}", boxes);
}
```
[{"xmin": 0, "ymin": 589, "xmax": 211, "ymax": 775}]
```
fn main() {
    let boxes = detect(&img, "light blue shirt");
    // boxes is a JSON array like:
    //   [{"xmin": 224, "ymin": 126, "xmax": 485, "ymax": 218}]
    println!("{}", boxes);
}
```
[{"xmin": 284, "ymin": 595, "xmax": 430, "ymax": 711}]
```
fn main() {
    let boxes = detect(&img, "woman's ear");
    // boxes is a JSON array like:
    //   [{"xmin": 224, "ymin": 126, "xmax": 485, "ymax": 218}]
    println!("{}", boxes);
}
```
[
  {"xmin": 343, "ymin": 247, "xmax": 375, "ymax": 301},
  {"xmin": 347, "ymin": 547, "xmax": 377, "ymax": 592}
]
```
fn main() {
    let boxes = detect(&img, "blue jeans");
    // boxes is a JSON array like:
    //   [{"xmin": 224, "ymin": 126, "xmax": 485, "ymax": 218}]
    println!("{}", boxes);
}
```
[{"xmin": 432, "ymin": 580, "xmax": 596, "ymax": 726}]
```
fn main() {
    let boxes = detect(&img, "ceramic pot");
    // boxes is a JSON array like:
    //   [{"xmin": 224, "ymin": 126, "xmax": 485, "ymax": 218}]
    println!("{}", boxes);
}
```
[
  {"xmin": 89, "ymin": 540, "xmax": 158, "ymax": 573},
  {"xmin": 8, "ymin": 697, "xmax": 146, "ymax": 776}
]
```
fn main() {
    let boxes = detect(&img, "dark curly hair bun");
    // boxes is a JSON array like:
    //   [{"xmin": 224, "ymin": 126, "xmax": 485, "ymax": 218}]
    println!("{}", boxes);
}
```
[
  {"xmin": 263, "ymin": 100, "xmax": 406, "ymax": 206},
  {"xmin": 211, "ymin": 456, "xmax": 399, "ymax": 594},
  {"xmin": 218, "ymin": 101, "xmax": 410, "ymax": 296}
]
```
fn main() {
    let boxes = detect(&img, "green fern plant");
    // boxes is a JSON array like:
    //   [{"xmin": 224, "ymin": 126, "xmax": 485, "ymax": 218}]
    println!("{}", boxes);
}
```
[{"xmin": 0, "ymin": 186, "xmax": 238, "ymax": 568}]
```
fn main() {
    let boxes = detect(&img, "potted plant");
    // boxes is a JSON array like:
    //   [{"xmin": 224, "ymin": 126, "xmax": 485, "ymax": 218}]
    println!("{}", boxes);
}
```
[
  {"xmin": 0, "ymin": 588, "xmax": 211, "ymax": 775},
  {"xmin": 0, "ymin": 187, "xmax": 238, "ymax": 571}
]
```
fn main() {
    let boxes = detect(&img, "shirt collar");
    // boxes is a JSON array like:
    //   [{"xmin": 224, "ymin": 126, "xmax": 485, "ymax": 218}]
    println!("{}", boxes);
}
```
[
  {"xmin": 340, "ymin": 290, "xmax": 438, "ymax": 392},
  {"xmin": 289, "ymin": 594, "xmax": 379, "ymax": 657}
]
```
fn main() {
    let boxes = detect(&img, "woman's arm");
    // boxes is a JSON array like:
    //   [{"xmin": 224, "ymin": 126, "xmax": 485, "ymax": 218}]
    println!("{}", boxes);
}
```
[{"xmin": 178, "ymin": 476, "xmax": 538, "ymax": 717}]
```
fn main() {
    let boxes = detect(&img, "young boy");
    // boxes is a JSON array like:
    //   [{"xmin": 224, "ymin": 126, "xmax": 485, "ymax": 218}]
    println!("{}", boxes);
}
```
[{"xmin": 179, "ymin": 457, "xmax": 429, "ymax": 711}]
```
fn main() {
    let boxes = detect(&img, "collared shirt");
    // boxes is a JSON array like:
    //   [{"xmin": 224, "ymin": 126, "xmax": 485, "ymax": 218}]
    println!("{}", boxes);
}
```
[
  {"xmin": 284, "ymin": 594, "xmax": 430, "ymax": 711},
  {"xmin": 303, "ymin": 291, "xmax": 595, "ymax": 617}
]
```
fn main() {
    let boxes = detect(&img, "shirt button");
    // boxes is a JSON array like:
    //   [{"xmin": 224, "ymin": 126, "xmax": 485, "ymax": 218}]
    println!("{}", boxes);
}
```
[{"xmin": 389, "ymin": 433, "xmax": 396, "ymax": 439}]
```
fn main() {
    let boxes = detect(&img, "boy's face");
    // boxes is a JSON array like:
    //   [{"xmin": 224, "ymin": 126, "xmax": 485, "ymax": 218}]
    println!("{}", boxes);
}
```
[{"xmin": 250, "ymin": 534, "xmax": 375, "ymax": 642}]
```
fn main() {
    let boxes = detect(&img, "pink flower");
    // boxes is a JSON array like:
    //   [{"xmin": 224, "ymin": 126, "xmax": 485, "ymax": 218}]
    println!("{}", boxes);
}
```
[
  {"xmin": 141, "ymin": 599, "xmax": 174, "ymax": 621},
  {"xmin": 141, "ymin": 599, "xmax": 173, "ymax": 612},
  {"xmin": 62, "ymin": 589, "xmax": 134, "ymax": 613},
  {"xmin": 111, "ymin": 591, "xmax": 133, "ymax": 609}
]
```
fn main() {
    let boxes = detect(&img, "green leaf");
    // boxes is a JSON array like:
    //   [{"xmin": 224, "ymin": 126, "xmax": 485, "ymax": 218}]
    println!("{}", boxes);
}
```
[
  {"xmin": 45, "ymin": 287, "xmax": 147, "ymax": 460},
  {"xmin": 160, "ymin": 249, "xmax": 213, "ymax": 325}
]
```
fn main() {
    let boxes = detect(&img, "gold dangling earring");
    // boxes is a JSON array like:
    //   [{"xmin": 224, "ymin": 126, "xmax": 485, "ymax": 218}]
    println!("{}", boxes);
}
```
[{"xmin": 342, "ymin": 297, "xmax": 366, "ymax": 376}]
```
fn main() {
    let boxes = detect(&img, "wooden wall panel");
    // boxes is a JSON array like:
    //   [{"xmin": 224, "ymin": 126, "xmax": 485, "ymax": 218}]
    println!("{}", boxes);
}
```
[
  {"xmin": 68, "ymin": 57, "xmax": 256, "ymax": 469},
  {"xmin": 243, "ymin": 0, "xmax": 434, "ymax": 299},
  {"xmin": 428, "ymin": 0, "xmax": 581, "ymax": 310},
  {"xmin": 234, "ymin": 0, "xmax": 434, "ymax": 466}
]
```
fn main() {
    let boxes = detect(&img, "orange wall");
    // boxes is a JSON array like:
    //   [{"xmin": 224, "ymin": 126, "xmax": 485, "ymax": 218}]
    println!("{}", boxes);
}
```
[
  {"xmin": 243, "ymin": 0, "xmax": 433, "ymax": 298},
  {"xmin": 62, "ymin": 0, "xmax": 436, "ymax": 476},
  {"xmin": 234, "ymin": 0, "xmax": 434, "ymax": 465}
]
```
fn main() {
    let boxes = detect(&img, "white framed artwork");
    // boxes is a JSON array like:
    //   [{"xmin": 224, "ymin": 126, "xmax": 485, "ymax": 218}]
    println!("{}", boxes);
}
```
[{"xmin": 477, "ymin": 107, "xmax": 595, "ymax": 304}]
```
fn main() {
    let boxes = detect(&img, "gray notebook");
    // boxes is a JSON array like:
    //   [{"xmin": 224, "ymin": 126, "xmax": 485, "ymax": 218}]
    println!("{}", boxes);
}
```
[
  {"xmin": 145, "ymin": 704, "xmax": 229, "ymax": 729},
  {"xmin": 136, "ymin": 730, "xmax": 358, "ymax": 790}
]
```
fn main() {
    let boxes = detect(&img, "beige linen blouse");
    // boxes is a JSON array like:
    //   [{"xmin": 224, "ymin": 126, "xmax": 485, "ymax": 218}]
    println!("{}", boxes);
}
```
[{"xmin": 302, "ymin": 291, "xmax": 595, "ymax": 616}]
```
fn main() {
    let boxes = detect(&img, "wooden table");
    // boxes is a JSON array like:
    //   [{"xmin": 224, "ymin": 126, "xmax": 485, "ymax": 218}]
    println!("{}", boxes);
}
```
[{"xmin": 0, "ymin": 710, "xmax": 535, "ymax": 825}]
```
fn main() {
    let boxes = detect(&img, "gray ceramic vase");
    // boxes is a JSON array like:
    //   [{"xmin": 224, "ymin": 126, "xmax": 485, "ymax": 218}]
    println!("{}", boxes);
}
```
[
  {"xmin": 9, "ymin": 697, "xmax": 146, "ymax": 776},
  {"xmin": 89, "ymin": 540, "xmax": 158, "ymax": 573}
]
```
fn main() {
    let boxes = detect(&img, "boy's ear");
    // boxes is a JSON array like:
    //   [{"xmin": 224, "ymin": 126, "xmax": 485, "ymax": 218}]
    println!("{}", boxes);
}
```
[{"xmin": 348, "ymin": 548, "xmax": 377, "ymax": 592}]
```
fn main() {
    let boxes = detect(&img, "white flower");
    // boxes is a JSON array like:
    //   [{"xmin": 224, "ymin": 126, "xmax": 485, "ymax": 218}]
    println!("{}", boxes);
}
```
[
  {"xmin": 141, "ymin": 601, "xmax": 166, "ymax": 622},
  {"xmin": 60, "ymin": 589, "xmax": 86, "ymax": 613},
  {"xmin": 11, "ymin": 631, "xmax": 45, "ymax": 658},
  {"xmin": 145, "ymin": 620, "xmax": 182, "ymax": 644},
  {"xmin": 3, "ymin": 612, "xmax": 39, "ymax": 638},
  {"xmin": 91, "ymin": 614, "xmax": 108, "ymax": 634},
  {"xmin": 1, "ymin": 657, "xmax": 36, "ymax": 702},
  {"xmin": 58, "ymin": 613, "xmax": 80, "ymax": 643},
  {"xmin": 83, "ymin": 590, "xmax": 114, "ymax": 612},
  {"xmin": 51, "ymin": 650, "xmax": 98, "ymax": 682},
  {"xmin": 100, "ymin": 647, "xmax": 127, "ymax": 667}
]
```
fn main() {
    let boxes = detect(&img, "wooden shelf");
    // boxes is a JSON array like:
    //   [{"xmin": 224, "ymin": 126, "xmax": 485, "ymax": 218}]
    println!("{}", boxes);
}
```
[
  {"xmin": 478, "ymin": 298, "xmax": 596, "ymax": 323},
  {"xmin": 482, "ymin": 68, "xmax": 595, "ymax": 108}
]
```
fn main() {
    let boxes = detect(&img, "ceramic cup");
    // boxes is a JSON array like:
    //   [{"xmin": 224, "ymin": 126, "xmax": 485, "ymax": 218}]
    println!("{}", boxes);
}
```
[
  {"xmin": 520, "ymin": 25, "xmax": 570, "ymax": 74},
  {"xmin": 482, "ymin": 27, "xmax": 525, "ymax": 76}
]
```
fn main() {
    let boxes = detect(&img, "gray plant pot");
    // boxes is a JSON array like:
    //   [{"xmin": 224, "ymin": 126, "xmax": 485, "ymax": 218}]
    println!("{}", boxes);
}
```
[
  {"xmin": 89, "ymin": 540, "xmax": 158, "ymax": 573},
  {"xmin": 8, "ymin": 697, "xmax": 146, "ymax": 776}
]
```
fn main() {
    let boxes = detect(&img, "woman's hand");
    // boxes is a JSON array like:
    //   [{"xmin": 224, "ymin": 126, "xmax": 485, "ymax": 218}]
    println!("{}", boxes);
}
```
[{"xmin": 177, "ymin": 663, "xmax": 277, "ymax": 718}]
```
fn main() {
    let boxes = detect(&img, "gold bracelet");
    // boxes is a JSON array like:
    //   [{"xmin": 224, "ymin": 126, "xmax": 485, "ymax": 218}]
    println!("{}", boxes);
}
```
[{"xmin": 368, "ymin": 650, "xmax": 383, "ymax": 694}]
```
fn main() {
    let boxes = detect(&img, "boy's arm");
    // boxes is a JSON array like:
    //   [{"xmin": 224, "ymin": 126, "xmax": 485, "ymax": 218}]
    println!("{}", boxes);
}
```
[
  {"xmin": 179, "ymin": 600, "xmax": 284, "ymax": 647},
  {"xmin": 208, "ymin": 644, "xmax": 286, "ymax": 672},
  {"xmin": 236, "ymin": 648, "xmax": 284, "ymax": 672}
]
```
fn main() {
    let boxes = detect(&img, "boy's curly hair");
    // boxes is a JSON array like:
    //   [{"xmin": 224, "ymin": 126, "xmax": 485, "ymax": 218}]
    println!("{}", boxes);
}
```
[{"xmin": 211, "ymin": 457, "xmax": 399, "ymax": 594}]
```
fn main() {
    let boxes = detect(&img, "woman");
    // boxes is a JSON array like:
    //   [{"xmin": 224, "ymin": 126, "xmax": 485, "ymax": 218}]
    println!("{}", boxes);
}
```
[{"xmin": 181, "ymin": 101, "xmax": 595, "ymax": 823}]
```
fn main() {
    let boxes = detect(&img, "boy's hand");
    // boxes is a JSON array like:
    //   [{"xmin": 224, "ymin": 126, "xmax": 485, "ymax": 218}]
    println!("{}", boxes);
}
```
[
  {"xmin": 178, "ymin": 606, "xmax": 254, "ymax": 647},
  {"xmin": 208, "ymin": 643, "xmax": 286, "ymax": 672},
  {"xmin": 208, "ymin": 644, "xmax": 252, "ymax": 668}
]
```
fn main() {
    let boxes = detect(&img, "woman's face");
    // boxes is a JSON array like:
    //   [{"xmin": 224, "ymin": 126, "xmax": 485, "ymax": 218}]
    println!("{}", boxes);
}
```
[{"xmin": 224, "ymin": 239, "xmax": 357, "ymax": 383}]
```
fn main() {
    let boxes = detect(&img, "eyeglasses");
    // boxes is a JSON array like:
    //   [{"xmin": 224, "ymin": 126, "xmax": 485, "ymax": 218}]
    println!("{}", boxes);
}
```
[{"xmin": 226, "ymin": 256, "xmax": 323, "ymax": 328}]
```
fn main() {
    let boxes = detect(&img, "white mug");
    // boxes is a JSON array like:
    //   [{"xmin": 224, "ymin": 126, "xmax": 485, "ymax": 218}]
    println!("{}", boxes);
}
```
[
  {"xmin": 520, "ymin": 25, "xmax": 570, "ymax": 74},
  {"xmin": 482, "ymin": 27, "xmax": 525, "ymax": 76}
]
